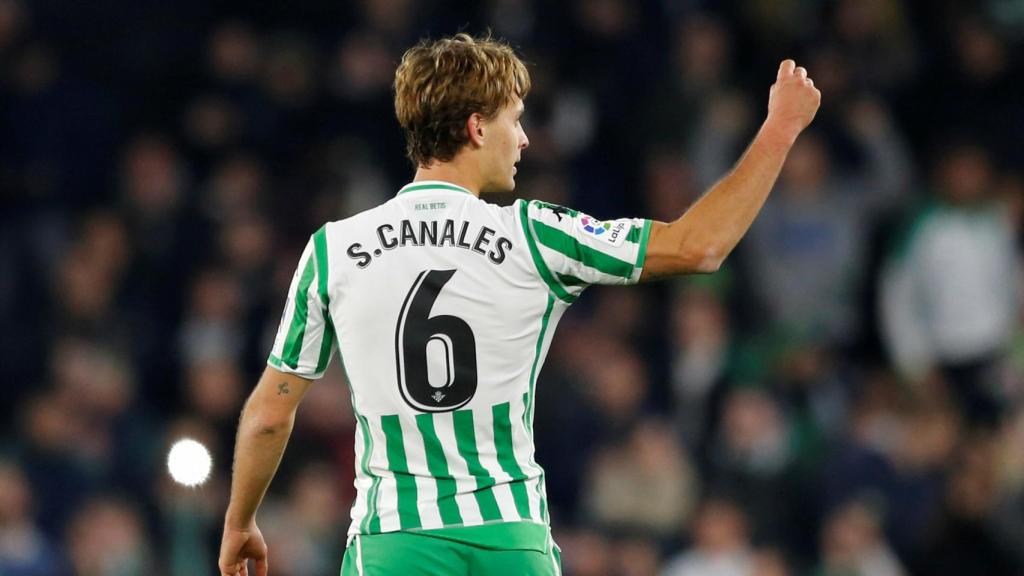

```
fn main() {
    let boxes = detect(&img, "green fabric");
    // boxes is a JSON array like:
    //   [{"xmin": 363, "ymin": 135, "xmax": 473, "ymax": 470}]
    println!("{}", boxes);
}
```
[
  {"xmin": 491, "ymin": 402, "xmax": 532, "ymax": 520},
  {"xmin": 381, "ymin": 415, "xmax": 421, "ymax": 529},
  {"xmin": 314, "ymin": 314, "xmax": 336, "ymax": 374},
  {"xmin": 525, "ymin": 295, "xmax": 555, "ymax": 433},
  {"xmin": 340, "ymin": 525, "xmax": 561, "ymax": 575},
  {"xmin": 626, "ymin": 223, "xmax": 644, "ymax": 243},
  {"xmin": 888, "ymin": 199, "xmax": 939, "ymax": 262},
  {"xmin": 453, "ymin": 410, "xmax": 503, "ymax": 521},
  {"xmin": 533, "ymin": 201, "xmax": 579, "ymax": 218},
  {"xmin": 414, "ymin": 522, "xmax": 548, "ymax": 551},
  {"xmin": 338, "ymin": 349, "xmax": 381, "ymax": 536},
  {"xmin": 415, "ymin": 413, "xmax": 464, "ymax": 526},
  {"xmin": 282, "ymin": 255, "xmax": 316, "ymax": 368},
  {"xmin": 519, "ymin": 201, "xmax": 576, "ymax": 303},
  {"xmin": 524, "ymin": 296, "xmax": 555, "ymax": 523},
  {"xmin": 634, "ymin": 219, "xmax": 652, "ymax": 273},
  {"xmin": 354, "ymin": 409, "xmax": 382, "ymax": 532},
  {"xmin": 520, "ymin": 391, "xmax": 548, "ymax": 524},
  {"xmin": 313, "ymin": 225, "xmax": 330, "ymax": 303},
  {"xmin": 531, "ymin": 220, "xmax": 634, "ymax": 279},
  {"xmin": 356, "ymin": 412, "xmax": 382, "ymax": 534},
  {"xmin": 555, "ymin": 273, "xmax": 586, "ymax": 287}
]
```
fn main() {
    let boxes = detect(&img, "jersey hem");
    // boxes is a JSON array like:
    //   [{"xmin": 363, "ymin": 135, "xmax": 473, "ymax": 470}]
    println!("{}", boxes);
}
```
[
  {"xmin": 348, "ymin": 520, "xmax": 551, "ymax": 552},
  {"xmin": 266, "ymin": 356, "xmax": 324, "ymax": 380}
]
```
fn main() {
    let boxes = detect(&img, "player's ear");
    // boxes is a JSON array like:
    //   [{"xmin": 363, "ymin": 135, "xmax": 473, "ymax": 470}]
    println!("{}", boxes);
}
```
[{"xmin": 466, "ymin": 113, "xmax": 486, "ymax": 148}]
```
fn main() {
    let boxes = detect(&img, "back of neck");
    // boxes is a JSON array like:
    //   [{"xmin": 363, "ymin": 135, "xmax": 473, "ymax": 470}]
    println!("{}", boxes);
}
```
[{"xmin": 414, "ymin": 158, "xmax": 481, "ymax": 197}]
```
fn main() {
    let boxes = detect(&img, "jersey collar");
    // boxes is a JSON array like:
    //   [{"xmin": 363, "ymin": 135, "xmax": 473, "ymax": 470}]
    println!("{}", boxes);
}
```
[{"xmin": 397, "ymin": 181, "xmax": 475, "ymax": 196}]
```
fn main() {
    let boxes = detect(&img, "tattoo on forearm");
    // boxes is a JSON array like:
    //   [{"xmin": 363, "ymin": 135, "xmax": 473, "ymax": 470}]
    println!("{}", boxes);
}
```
[{"xmin": 277, "ymin": 382, "xmax": 290, "ymax": 395}]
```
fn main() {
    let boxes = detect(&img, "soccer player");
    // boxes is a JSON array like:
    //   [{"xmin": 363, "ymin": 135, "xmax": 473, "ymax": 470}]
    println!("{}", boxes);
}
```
[{"xmin": 218, "ymin": 34, "xmax": 819, "ymax": 576}]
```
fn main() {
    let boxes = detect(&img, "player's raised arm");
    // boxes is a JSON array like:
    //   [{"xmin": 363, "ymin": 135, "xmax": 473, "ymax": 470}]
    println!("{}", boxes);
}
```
[{"xmin": 640, "ymin": 59, "xmax": 820, "ymax": 280}]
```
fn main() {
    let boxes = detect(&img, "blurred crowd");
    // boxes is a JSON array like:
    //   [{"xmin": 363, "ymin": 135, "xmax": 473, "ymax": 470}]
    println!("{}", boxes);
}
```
[{"xmin": 2, "ymin": 0, "xmax": 1024, "ymax": 575}]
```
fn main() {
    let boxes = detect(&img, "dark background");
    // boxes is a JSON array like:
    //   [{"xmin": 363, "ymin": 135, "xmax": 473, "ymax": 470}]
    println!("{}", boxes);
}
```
[{"xmin": 2, "ymin": 0, "xmax": 1024, "ymax": 574}]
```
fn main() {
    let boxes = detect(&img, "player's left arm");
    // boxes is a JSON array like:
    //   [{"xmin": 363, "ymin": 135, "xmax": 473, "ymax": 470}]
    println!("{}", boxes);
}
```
[
  {"xmin": 220, "ymin": 366, "xmax": 313, "ymax": 576},
  {"xmin": 225, "ymin": 366, "xmax": 312, "ymax": 529},
  {"xmin": 220, "ymin": 228, "xmax": 336, "ymax": 575}
]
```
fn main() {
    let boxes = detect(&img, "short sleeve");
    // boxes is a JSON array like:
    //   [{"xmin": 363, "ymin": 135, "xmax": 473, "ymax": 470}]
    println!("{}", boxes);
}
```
[
  {"xmin": 517, "ymin": 199, "xmax": 652, "ymax": 302},
  {"xmin": 267, "ymin": 228, "xmax": 337, "ymax": 379}
]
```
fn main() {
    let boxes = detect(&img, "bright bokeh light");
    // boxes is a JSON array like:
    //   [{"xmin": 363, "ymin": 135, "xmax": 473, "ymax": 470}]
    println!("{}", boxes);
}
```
[{"xmin": 167, "ymin": 438, "xmax": 212, "ymax": 487}]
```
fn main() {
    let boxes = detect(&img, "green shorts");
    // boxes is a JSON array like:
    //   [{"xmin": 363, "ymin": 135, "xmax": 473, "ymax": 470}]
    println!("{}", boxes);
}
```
[{"xmin": 340, "ymin": 530, "xmax": 562, "ymax": 575}]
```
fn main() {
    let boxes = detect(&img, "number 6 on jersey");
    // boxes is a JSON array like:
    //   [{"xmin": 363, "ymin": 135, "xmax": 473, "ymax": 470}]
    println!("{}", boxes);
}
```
[{"xmin": 395, "ymin": 269, "xmax": 478, "ymax": 412}]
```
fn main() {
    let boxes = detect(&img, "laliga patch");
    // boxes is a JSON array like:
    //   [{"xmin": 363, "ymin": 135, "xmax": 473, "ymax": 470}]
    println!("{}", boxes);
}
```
[{"xmin": 576, "ymin": 214, "xmax": 630, "ymax": 247}]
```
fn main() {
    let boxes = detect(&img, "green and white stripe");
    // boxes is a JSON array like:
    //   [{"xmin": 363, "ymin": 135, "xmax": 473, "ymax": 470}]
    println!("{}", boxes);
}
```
[
  {"xmin": 348, "ymin": 394, "xmax": 548, "ymax": 532},
  {"xmin": 353, "ymin": 412, "xmax": 381, "ymax": 533},
  {"xmin": 269, "ymin": 225, "xmax": 336, "ymax": 378},
  {"xmin": 519, "ymin": 200, "xmax": 651, "ymax": 301},
  {"xmin": 264, "ymin": 183, "xmax": 655, "ymax": 549}
]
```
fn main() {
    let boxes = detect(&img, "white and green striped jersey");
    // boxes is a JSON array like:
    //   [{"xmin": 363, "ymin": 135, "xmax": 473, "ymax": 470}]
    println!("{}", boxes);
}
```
[{"xmin": 267, "ymin": 180, "xmax": 651, "ymax": 546}]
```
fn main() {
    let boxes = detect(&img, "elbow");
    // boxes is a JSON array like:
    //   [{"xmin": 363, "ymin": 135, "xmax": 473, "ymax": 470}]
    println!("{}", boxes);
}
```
[
  {"xmin": 251, "ymin": 418, "xmax": 291, "ymax": 436},
  {"xmin": 680, "ymin": 243, "xmax": 726, "ymax": 274},
  {"xmin": 645, "ymin": 222, "xmax": 729, "ymax": 278},
  {"xmin": 241, "ymin": 403, "xmax": 294, "ymax": 437},
  {"xmin": 693, "ymin": 256, "xmax": 723, "ymax": 274}
]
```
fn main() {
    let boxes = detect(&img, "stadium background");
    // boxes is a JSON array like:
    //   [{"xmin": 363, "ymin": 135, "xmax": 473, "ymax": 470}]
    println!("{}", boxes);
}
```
[{"xmin": 2, "ymin": 0, "xmax": 1024, "ymax": 574}]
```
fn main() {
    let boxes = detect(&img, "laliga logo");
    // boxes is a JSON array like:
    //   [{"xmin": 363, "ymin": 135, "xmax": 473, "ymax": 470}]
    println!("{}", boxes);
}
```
[
  {"xmin": 580, "ymin": 216, "xmax": 628, "ymax": 245},
  {"xmin": 580, "ymin": 216, "xmax": 611, "ymax": 235}
]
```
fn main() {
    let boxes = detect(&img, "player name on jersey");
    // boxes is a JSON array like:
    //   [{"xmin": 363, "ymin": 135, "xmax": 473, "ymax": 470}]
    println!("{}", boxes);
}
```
[{"xmin": 346, "ymin": 218, "xmax": 513, "ymax": 269}]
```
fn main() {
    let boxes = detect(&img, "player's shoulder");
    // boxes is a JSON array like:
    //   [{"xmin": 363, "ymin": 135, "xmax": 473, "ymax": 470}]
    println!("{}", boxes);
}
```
[
  {"xmin": 521, "ymin": 199, "xmax": 578, "ymax": 222},
  {"xmin": 466, "ymin": 193, "xmax": 524, "ymax": 227},
  {"xmin": 486, "ymin": 197, "xmax": 574, "ymax": 224},
  {"xmin": 518, "ymin": 199, "xmax": 594, "ymax": 238}
]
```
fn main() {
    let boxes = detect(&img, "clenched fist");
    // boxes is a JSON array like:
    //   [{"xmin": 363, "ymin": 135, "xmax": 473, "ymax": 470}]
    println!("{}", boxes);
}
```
[{"xmin": 765, "ymin": 59, "xmax": 821, "ymax": 144}]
